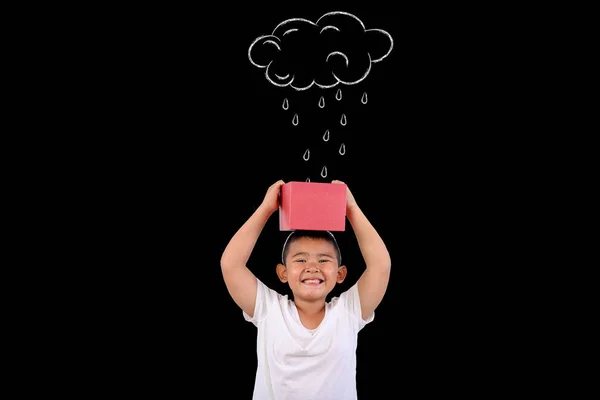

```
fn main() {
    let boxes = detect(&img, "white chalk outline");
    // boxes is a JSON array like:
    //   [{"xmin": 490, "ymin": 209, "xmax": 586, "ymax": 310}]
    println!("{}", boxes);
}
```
[
  {"xmin": 321, "ymin": 165, "xmax": 328, "ymax": 178},
  {"xmin": 262, "ymin": 39, "xmax": 281, "ymax": 50},
  {"xmin": 361, "ymin": 92, "xmax": 368, "ymax": 104},
  {"xmin": 326, "ymin": 51, "xmax": 349, "ymax": 67},
  {"xmin": 320, "ymin": 25, "xmax": 340, "ymax": 34},
  {"xmin": 283, "ymin": 28, "xmax": 299, "ymax": 36},
  {"xmin": 248, "ymin": 11, "xmax": 393, "ymax": 91},
  {"xmin": 318, "ymin": 96, "xmax": 325, "ymax": 108}
]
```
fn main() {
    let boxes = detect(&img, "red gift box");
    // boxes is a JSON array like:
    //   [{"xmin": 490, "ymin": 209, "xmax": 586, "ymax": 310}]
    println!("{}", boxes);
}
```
[{"xmin": 279, "ymin": 181, "xmax": 347, "ymax": 231}]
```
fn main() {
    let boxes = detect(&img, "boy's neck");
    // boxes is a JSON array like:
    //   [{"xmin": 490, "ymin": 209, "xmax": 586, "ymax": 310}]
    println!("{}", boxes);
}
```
[{"xmin": 294, "ymin": 298, "xmax": 326, "ymax": 315}]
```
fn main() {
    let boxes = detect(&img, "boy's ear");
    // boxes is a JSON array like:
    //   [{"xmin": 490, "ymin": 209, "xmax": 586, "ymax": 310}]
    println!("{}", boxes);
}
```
[
  {"xmin": 276, "ymin": 263, "xmax": 288, "ymax": 283},
  {"xmin": 336, "ymin": 265, "xmax": 347, "ymax": 283}
]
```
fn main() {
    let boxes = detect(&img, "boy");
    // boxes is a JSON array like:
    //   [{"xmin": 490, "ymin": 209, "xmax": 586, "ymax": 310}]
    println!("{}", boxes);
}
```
[{"xmin": 220, "ymin": 179, "xmax": 391, "ymax": 400}]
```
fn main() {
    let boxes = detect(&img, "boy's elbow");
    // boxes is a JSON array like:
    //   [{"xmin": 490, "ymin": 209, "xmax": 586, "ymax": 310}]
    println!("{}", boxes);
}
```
[
  {"xmin": 220, "ymin": 256, "xmax": 235, "ymax": 270},
  {"xmin": 220, "ymin": 255, "xmax": 244, "ymax": 271},
  {"xmin": 220, "ymin": 249, "xmax": 237, "ymax": 267},
  {"xmin": 368, "ymin": 254, "xmax": 391, "ymax": 271},
  {"xmin": 373, "ymin": 262, "xmax": 391, "ymax": 274}
]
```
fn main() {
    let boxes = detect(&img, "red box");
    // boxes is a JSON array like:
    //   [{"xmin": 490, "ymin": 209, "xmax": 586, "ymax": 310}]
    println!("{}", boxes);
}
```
[{"xmin": 279, "ymin": 181, "xmax": 347, "ymax": 231}]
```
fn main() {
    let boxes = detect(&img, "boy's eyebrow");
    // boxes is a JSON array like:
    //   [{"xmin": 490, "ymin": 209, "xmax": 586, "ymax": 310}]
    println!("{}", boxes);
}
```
[
  {"xmin": 317, "ymin": 253, "xmax": 334, "ymax": 258},
  {"xmin": 291, "ymin": 252, "xmax": 334, "ymax": 258}
]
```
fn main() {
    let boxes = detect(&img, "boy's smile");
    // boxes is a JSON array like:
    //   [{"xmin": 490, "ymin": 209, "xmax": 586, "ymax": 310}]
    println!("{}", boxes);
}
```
[{"xmin": 301, "ymin": 278, "xmax": 324, "ymax": 286}]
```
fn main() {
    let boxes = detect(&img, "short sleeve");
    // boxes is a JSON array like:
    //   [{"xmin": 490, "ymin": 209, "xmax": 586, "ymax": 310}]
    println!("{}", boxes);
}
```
[
  {"xmin": 243, "ymin": 278, "xmax": 281, "ymax": 326},
  {"xmin": 339, "ymin": 283, "xmax": 375, "ymax": 331}
]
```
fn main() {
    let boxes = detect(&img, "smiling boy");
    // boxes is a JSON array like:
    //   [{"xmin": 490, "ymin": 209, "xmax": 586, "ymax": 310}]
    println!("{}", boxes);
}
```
[{"xmin": 220, "ymin": 179, "xmax": 391, "ymax": 400}]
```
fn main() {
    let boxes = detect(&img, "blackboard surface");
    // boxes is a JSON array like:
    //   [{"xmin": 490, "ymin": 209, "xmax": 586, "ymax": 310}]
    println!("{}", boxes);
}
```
[{"xmin": 86, "ymin": 4, "xmax": 531, "ymax": 398}]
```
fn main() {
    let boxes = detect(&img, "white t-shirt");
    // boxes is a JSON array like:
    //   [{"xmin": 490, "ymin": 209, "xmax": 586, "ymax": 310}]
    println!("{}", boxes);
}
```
[{"xmin": 243, "ymin": 279, "xmax": 374, "ymax": 400}]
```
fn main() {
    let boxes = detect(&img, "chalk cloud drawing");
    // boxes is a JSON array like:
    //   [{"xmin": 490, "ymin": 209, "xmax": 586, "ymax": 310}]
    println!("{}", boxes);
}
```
[{"xmin": 249, "ymin": 11, "xmax": 392, "ymax": 181}]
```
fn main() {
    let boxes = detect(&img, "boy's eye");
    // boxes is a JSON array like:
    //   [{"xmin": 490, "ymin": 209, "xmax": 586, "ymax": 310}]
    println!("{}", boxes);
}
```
[{"xmin": 319, "ymin": 259, "xmax": 330, "ymax": 263}]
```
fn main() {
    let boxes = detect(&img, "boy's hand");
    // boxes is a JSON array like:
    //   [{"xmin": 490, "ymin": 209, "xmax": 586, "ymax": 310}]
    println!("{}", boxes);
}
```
[
  {"xmin": 332, "ymin": 180, "xmax": 357, "ymax": 210},
  {"xmin": 261, "ymin": 180, "xmax": 285, "ymax": 214}
]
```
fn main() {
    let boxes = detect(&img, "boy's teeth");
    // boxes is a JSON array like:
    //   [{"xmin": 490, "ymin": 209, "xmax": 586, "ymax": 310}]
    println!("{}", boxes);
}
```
[{"xmin": 304, "ymin": 279, "xmax": 321, "ymax": 284}]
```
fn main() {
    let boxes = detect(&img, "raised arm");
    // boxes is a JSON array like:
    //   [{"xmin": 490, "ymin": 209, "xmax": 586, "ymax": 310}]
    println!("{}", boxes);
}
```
[
  {"xmin": 220, "ymin": 180, "xmax": 284, "ymax": 318},
  {"xmin": 333, "ymin": 180, "xmax": 391, "ymax": 320}
]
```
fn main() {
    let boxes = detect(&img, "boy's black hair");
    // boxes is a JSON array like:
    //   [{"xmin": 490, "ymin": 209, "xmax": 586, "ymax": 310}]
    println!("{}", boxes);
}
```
[{"xmin": 281, "ymin": 230, "xmax": 342, "ymax": 266}]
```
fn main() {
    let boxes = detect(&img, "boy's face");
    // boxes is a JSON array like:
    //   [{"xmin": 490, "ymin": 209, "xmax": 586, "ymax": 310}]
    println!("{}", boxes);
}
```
[{"xmin": 277, "ymin": 237, "xmax": 346, "ymax": 301}]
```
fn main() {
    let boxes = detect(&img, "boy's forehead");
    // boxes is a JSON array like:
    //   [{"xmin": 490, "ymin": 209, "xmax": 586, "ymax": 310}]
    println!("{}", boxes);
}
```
[
  {"xmin": 289, "ymin": 237, "xmax": 335, "ymax": 253},
  {"xmin": 290, "ymin": 237, "xmax": 333, "ymax": 247}
]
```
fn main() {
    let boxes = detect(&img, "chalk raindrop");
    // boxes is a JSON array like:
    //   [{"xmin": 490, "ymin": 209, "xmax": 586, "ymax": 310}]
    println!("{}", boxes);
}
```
[
  {"xmin": 339, "ymin": 143, "xmax": 346, "ymax": 155},
  {"xmin": 340, "ymin": 114, "xmax": 347, "ymax": 126},
  {"xmin": 323, "ymin": 130, "xmax": 330, "ymax": 142},
  {"xmin": 318, "ymin": 96, "xmax": 325, "ymax": 108},
  {"xmin": 292, "ymin": 113, "xmax": 299, "ymax": 126},
  {"xmin": 283, "ymin": 98, "xmax": 289, "ymax": 110},
  {"xmin": 320, "ymin": 165, "xmax": 328, "ymax": 178},
  {"xmin": 361, "ymin": 92, "xmax": 368, "ymax": 104},
  {"xmin": 303, "ymin": 149, "xmax": 310, "ymax": 161},
  {"xmin": 336, "ymin": 88, "xmax": 342, "ymax": 101}
]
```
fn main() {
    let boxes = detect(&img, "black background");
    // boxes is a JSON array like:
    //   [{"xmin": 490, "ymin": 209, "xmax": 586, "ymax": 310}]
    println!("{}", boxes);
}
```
[{"xmin": 86, "ymin": 4, "xmax": 536, "ymax": 398}]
